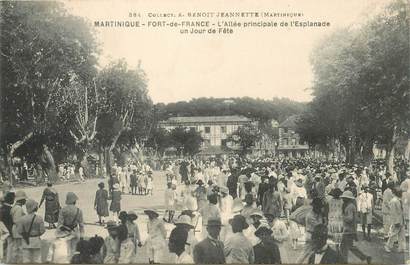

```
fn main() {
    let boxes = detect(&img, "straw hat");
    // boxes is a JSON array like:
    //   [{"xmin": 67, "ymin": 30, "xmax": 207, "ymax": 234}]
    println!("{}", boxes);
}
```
[
  {"xmin": 65, "ymin": 192, "xmax": 78, "ymax": 204},
  {"xmin": 127, "ymin": 210, "xmax": 138, "ymax": 220},
  {"xmin": 340, "ymin": 190, "xmax": 355, "ymax": 200},
  {"xmin": 232, "ymin": 198, "xmax": 244, "ymax": 213},
  {"xmin": 113, "ymin": 183, "xmax": 120, "ymax": 190},
  {"xmin": 229, "ymin": 214, "xmax": 249, "ymax": 230},
  {"xmin": 144, "ymin": 209, "xmax": 159, "ymax": 218},
  {"xmin": 219, "ymin": 186, "xmax": 229, "ymax": 194},
  {"xmin": 25, "ymin": 199, "xmax": 38, "ymax": 213},
  {"xmin": 175, "ymin": 215, "xmax": 194, "ymax": 228},
  {"xmin": 105, "ymin": 221, "xmax": 118, "ymax": 230},
  {"xmin": 14, "ymin": 190, "xmax": 27, "ymax": 201}
]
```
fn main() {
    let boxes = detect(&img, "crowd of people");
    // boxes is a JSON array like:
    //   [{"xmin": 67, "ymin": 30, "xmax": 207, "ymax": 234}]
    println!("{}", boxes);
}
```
[{"xmin": 0, "ymin": 155, "xmax": 408, "ymax": 264}]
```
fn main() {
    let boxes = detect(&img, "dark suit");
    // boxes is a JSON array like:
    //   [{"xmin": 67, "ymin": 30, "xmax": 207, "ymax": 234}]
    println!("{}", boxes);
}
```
[
  {"xmin": 308, "ymin": 246, "xmax": 342, "ymax": 264},
  {"xmin": 253, "ymin": 239, "xmax": 282, "ymax": 264},
  {"xmin": 193, "ymin": 237, "xmax": 225, "ymax": 264}
]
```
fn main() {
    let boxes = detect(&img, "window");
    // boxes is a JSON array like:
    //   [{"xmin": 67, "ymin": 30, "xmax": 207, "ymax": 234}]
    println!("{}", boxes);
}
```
[
  {"xmin": 284, "ymin": 128, "xmax": 288, "ymax": 133},
  {"xmin": 205, "ymin": 127, "xmax": 211, "ymax": 133},
  {"xmin": 221, "ymin": 126, "xmax": 226, "ymax": 133},
  {"xmin": 292, "ymin": 138, "xmax": 296, "ymax": 145},
  {"xmin": 284, "ymin": 138, "xmax": 288, "ymax": 145}
]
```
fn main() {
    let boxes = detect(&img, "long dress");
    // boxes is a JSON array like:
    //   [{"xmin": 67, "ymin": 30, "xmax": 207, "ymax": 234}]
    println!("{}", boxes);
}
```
[
  {"xmin": 39, "ymin": 187, "xmax": 60, "ymax": 223},
  {"xmin": 94, "ymin": 189, "xmax": 109, "ymax": 217}
]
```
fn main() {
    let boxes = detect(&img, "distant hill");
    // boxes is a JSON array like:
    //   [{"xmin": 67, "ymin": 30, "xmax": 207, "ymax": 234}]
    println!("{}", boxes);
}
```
[{"xmin": 155, "ymin": 97, "xmax": 307, "ymax": 123}]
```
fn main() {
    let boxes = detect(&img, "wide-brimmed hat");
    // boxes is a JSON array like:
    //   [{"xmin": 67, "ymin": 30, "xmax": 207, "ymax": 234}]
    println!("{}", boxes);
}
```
[
  {"xmin": 127, "ymin": 211, "xmax": 138, "ymax": 220},
  {"xmin": 14, "ymin": 190, "xmax": 27, "ymax": 201},
  {"xmin": 25, "ymin": 199, "xmax": 39, "ymax": 213},
  {"xmin": 232, "ymin": 198, "xmax": 244, "ymax": 213},
  {"xmin": 65, "ymin": 192, "xmax": 78, "ymax": 204},
  {"xmin": 144, "ymin": 209, "xmax": 159, "ymax": 218},
  {"xmin": 113, "ymin": 183, "xmax": 120, "ymax": 190},
  {"xmin": 340, "ymin": 190, "xmax": 355, "ymax": 200},
  {"xmin": 56, "ymin": 226, "xmax": 72, "ymax": 238},
  {"xmin": 105, "ymin": 221, "xmax": 118, "ymax": 230},
  {"xmin": 175, "ymin": 215, "xmax": 194, "ymax": 228},
  {"xmin": 180, "ymin": 210, "xmax": 195, "ymax": 218},
  {"xmin": 206, "ymin": 217, "xmax": 223, "ymax": 227},
  {"xmin": 254, "ymin": 225, "xmax": 273, "ymax": 237},
  {"xmin": 98, "ymin": 182, "xmax": 105, "ymax": 188},
  {"xmin": 229, "ymin": 214, "xmax": 249, "ymax": 230},
  {"xmin": 250, "ymin": 209, "xmax": 264, "ymax": 218},
  {"xmin": 219, "ymin": 186, "xmax": 229, "ymax": 194}
]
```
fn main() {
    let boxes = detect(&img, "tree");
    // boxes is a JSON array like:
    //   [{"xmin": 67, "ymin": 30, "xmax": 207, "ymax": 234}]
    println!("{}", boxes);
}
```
[
  {"xmin": 169, "ymin": 127, "xmax": 203, "ymax": 157},
  {"xmin": 227, "ymin": 124, "xmax": 262, "ymax": 155},
  {"xmin": 0, "ymin": 1, "xmax": 98, "ymax": 182},
  {"xmin": 95, "ymin": 60, "xmax": 151, "ymax": 173}
]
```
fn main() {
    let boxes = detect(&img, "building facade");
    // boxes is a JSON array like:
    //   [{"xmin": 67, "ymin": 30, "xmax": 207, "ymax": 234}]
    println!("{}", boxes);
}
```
[
  {"xmin": 277, "ymin": 115, "xmax": 309, "ymax": 157},
  {"xmin": 159, "ymin": 116, "xmax": 253, "ymax": 155}
]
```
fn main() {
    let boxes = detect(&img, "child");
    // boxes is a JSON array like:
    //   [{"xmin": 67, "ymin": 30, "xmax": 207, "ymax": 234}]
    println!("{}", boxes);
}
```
[
  {"xmin": 47, "ymin": 226, "xmax": 74, "ymax": 263},
  {"xmin": 147, "ymin": 175, "xmax": 153, "ymax": 196},
  {"xmin": 110, "ymin": 183, "xmax": 122, "ymax": 222}
]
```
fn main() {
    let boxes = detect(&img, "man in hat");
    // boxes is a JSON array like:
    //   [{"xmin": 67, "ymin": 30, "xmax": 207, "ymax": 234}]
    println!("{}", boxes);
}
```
[
  {"xmin": 339, "ymin": 190, "xmax": 371, "ymax": 264},
  {"xmin": 308, "ymin": 224, "xmax": 342, "ymax": 264},
  {"xmin": 199, "ymin": 193, "xmax": 221, "ymax": 239},
  {"xmin": 193, "ymin": 217, "xmax": 225, "ymax": 264},
  {"xmin": 58, "ymin": 192, "xmax": 84, "ymax": 259},
  {"xmin": 7, "ymin": 190, "xmax": 26, "ymax": 263},
  {"xmin": 175, "ymin": 214, "xmax": 197, "ymax": 255},
  {"xmin": 253, "ymin": 225, "xmax": 281, "ymax": 264},
  {"xmin": 224, "ymin": 214, "xmax": 254, "ymax": 263},
  {"xmin": 16, "ymin": 199, "xmax": 45, "ymax": 263},
  {"xmin": 39, "ymin": 182, "xmax": 60, "ymax": 229},
  {"xmin": 169, "ymin": 227, "xmax": 194, "ymax": 263},
  {"xmin": 344, "ymin": 175, "xmax": 358, "ymax": 197}
]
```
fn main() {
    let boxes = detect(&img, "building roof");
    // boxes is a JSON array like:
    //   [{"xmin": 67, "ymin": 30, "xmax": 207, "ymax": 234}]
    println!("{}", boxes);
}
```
[
  {"xmin": 279, "ymin": 115, "xmax": 300, "ymax": 129},
  {"xmin": 162, "ymin": 115, "xmax": 251, "ymax": 124}
]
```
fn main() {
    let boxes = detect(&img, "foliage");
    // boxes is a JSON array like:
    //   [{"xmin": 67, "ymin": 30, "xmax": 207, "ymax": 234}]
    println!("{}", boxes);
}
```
[
  {"xmin": 169, "ymin": 127, "xmax": 203, "ymax": 157},
  {"xmin": 227, "ymin": 124, "xmax": 262, "ymax": 155}
]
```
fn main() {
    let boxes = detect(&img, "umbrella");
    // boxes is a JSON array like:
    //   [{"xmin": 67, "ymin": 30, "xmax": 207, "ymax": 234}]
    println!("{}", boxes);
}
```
[{"xmin": 289, "ymin": 205, "xmax": 312, "ymax": 226}]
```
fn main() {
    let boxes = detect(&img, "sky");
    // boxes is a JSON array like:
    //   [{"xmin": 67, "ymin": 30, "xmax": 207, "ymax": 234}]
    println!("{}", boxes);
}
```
[{"xmin": 63, "ymin": 0, "xmax": 387, "ymax": 104}]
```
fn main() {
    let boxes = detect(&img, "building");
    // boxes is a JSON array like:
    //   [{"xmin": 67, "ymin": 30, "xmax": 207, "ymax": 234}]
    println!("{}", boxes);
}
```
[
  {"xmin": 159, "ymin": 115, "xmax": 253, "ymax": 155},
  {"xmin": 277, "ymin": 115, "xmax": 309, "ymax": 157}
]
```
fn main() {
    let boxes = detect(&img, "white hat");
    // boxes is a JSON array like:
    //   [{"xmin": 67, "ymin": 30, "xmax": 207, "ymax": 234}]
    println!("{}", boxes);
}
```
[{"xmin": 175, "ymin": 215, "xmax": 194, "ymax": 228}]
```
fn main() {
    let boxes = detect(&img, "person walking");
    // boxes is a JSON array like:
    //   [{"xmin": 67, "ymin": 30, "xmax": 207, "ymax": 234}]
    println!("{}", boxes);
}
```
[
  {"xmin": 16, "ymin": 199, "xmax": 45, "ymax": 263},
  {"xmin": 224, "ymin": 214, "xmax": 255, "ymax": 264},
  {"xmin": 262, "ymin": 180, "xmax": 283, "ymax": 219},
  {"xmin": 39, "ymin": 182, "xmax": 60, "ymax": 229},
  {"xmin": 194, "ymin": 179, "xmax": 207, "ymax": 212},
  {"xmin": 253, "ymin": 225, "xmax": 282, "ymax": 264},
  {"xmin": 94, "ymin": 182, "xmax": 109, "ymax": 225},
  {"xmin": 126, "ymin": 211, "xmax": 142, "ymax": 255},
  {"xmin": 357, "ymin": 185, "xmax": 374, "ymax": 241},
  {"xmin": 339, "ymin": 190, "xmax": 371, "ymax": 264},
  {"xmin": 7, "ymin": 190, "xmax": 27, "ymax": 264},
  {"xmin": 130, "ymin": 170, "xmax": 138, "ymax": 195},
  {"xmin": 168, "ymin": 227, "xmax": 194, "ymax": 263},
  {"xmin": 110, "ymin": 183, "xmax": 122, "ymax": 222},
  {"xmin": 145, "ymin": 209, "xmax": 167, "ymax": 264},
  {"xmin": 193, "ymin": 217, "xmax": 226, "ymax": 264},
  {"xmin": 58, "ymin": 192, "xmax": 84, "ymax": 259},
  {"xmin": 384, "ymin": 187, "xmax": 406, "ymax": 253},
  {"xmin": 174, "ymin": 214, "xmax": 197, "ymax": 256}
]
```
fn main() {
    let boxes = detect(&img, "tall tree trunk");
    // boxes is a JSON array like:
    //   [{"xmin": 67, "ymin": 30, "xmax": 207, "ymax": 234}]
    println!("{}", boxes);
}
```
[
  {"xmin": 362, "ymin": 139, "xmax": 374, "ymax": 167},
  {"xmin": 41, "ymin": 144, "xmax": 58, "ymax": 183},
  {"xmin": 98, "ymin": 150, "xmax": 104, "ymax": 178},
  {"xmin": 385, "ymin": 126, "xmax": 398, "ymax": 175}
]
